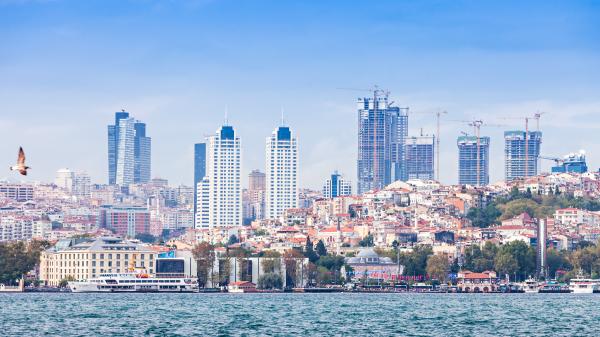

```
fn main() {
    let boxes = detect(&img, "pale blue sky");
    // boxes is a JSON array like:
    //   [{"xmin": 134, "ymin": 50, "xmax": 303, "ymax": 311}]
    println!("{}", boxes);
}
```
[{"xmin": 1, "ymin": 0, "xmax": 599, "ymax": 188}]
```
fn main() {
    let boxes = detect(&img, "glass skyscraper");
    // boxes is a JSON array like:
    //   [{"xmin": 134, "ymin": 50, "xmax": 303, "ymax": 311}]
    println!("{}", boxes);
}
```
[
  {"xmin": 107, "ymin": 111, "xmax": 151, "ymax": 186},
  {"xmin": 357, "ymin": 91, "xmax": 408, "ymax": 194},
  {"xmin": 457, "ymin": 135, "xmax": 490, "ymax": 186},
  {"xmin": 504, "ymin": 131, "xmax": 542, "ymax": 181},
  {"xmin": 405, "ymin": 135, "xmax": 435, "ymax": 180},
  {"xmin": 193, "ymin": 143, "xmax": 206, "ymax": 217}
]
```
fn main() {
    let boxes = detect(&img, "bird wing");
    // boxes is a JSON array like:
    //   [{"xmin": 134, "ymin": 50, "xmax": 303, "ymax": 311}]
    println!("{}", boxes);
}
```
[
  {"xmin": 19, "ymin": 168, "xmax": 27, "ymax": 176},
  {"xmin": 17, "ymin": 147, "xmax": 26, "ymax": 165}
]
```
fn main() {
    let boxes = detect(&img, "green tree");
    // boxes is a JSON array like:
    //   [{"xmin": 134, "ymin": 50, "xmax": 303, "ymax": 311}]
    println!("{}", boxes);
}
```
[
  {"xmin": 0, "ymin": 240, "xmax": 50, "ymax": 285},
  {"xmin": 546, "ymin": 248, "xmax": 572, "ymax": 279},
  {"xmin": 494, "ymin": 252, "xmax": 518, "ymax": 279},
  {"xmin": 426, "ymin": 255, "xmax": 450, "ymax": 282},
  {"xmin": 304, "ymin": 237, "xmax": 318, "ymax": 263},
  {"xmin": 257, "ymin": 272, "xmax": 283, "ymax": 289},
  {"xmin": 135, "ymin": 233, "xmax": 156, "ymax": 243},
  {"xmin": 192, "ymin": 242, "xmax": 216, "ymax": 287},
  {"xmin": 228, "ymin": 234, "xmax": 239, "ymax": 245},
  {"xmin": 398, "ymin": 245, "xmax": 433, "ymax": 277},
  {"xmin": 58, "ymin": 275, "xmax": 76, "ymax": 288},
  {"xmin": 359, "ymin": 234, "xmax": 374, "ymax": 247},
  {"xmin": 315, "ymin": 240, "xmax": 327, "ymax": 257}
]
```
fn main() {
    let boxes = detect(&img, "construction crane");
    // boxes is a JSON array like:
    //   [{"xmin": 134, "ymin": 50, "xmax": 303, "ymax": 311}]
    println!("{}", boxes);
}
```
[
  {"xmin": 539, "ymin": 155, "xmax": 564, "ymax": 166},
  {"xmin": 450, "ymin": 119, "xmax": 505, "ymax": 186},
  {"xmin": 533, "ymin": 111, "xmax": 547, "ymax": 132}
]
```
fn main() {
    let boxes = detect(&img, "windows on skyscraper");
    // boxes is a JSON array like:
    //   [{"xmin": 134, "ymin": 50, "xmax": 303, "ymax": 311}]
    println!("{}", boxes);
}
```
[{"xmin": 107, "ymin": 111, "xmax": 151, "ymax": 186}]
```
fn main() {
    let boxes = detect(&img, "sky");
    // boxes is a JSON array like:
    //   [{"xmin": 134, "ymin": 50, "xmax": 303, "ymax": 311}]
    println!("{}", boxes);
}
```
[{"xmin": 1, "ymin": 0, "xmax": 600, "ymax": 189}]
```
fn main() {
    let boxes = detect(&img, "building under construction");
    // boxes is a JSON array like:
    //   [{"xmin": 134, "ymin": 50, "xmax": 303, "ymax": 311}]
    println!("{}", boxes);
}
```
[
  {"xmin": 357, "ymin": 91, "xmax": 408, "ymax": 194},
  {"xmin": 504, "ymin": 131, "xmax": 542, "ymax": 181},
  {"xmin": 457, "ymin": 135, "xmax": 490, "ymax": 186},
  {"xmin": 405, "ymin": 135, "xmax": 435, "ymax": 180}
]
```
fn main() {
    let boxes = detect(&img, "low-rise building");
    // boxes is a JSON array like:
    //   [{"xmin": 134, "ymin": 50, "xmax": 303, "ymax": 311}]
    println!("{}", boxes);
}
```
[{"xmin": 39, "ymin": 237, "xmax": 156, "ymax": 286}]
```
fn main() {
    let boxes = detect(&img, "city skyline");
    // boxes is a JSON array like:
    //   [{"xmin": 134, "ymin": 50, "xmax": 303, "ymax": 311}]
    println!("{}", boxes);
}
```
[{"xmin": 1, "ymin": 1, "xmax": 600, "ymax": 189}]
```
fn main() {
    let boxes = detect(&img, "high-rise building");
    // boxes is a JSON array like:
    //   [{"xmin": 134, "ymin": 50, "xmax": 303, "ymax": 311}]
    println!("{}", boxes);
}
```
[
  {"xmin": 134, "ymin": 122, "xmax": 151, "ymax": 183},
  {"xmin": 55, "ymin": 168, "xmax": 74, "ymax": 192},
  {"xmin": 266, "ymin": 125, "xmax": 298, "ymax": 219},
  {"xmin": 357, "ymin": 91, "xmax": 408, "ymax": 194},
  {"xmin": 504, "ymin": 131, "xmax": 542, "ymax": 181},
  {"xmin": 196, "ymin": 125, "xmax": 242, "ymax": 227},
  {"xmin": 405, "ymin": 135, "xmax": 435, "ymax": 180},
  {"xmin": 322, "ymin": 171, "xmax": 352, "ymax": 198},
  {"xmin": 457, "ymin": 136, "xmax": 490, "ymax": 186},
  {"xmin": 72, "ymin": 171, "xmax": 91, "ymax": 199},
  {"xmin": 247, "ymin": 169, "xmax": 266, "ymax": 221},
  {"xmin": 107, "ymin": 111, "xmax": 151, "ymax": 186},
  {"xmin": 193, "ymin": 143, "xmax": 206, "ymax": 217}
]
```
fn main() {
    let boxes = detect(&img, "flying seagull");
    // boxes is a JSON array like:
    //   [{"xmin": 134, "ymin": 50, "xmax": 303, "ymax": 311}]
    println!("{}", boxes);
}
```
[{"xmin": 9, "ymin": 147, "xmax": 30, "ymax": 176}]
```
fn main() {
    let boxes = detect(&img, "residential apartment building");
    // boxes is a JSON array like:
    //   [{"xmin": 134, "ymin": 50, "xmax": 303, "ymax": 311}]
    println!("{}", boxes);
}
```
[{"xmin": 266, "ymin": 125, "xmax": 298, "ymax": 219}]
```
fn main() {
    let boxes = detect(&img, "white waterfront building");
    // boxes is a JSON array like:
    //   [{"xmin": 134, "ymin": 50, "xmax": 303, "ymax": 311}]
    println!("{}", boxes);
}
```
[
  {"xmin": 266, "ymin": 125, "xmax": 298, "ymax": 219},
  {"xmin": 195, "ymin": 125, "xmax": 242, "ymax": 227}
]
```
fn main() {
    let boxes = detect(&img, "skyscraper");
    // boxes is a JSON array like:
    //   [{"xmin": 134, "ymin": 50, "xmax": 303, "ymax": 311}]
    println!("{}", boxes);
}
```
[
  {"xmin": 266, "ymin": 125, "xmax": 298, "ymax": 219},
  {"xmin": 193, "ymin": 143, "xmax": 206, "ymax": 217},
  {"xmin": 405, "ymin": 135, "xmax": 435, "ymax": 180},
  {"xmin": 504, "ymin": 131, "xmax": 542, "ymax": 181},
  {"xmin": 196, "ymin": 125, "xmax": 242, "ymax": 227},
  {"xmin": 134, "ymin": 122, "xmax": 151, "ymax": 183},
  {"xmin": 457, "ymin": 136, "xmax": 490, "ymax": 186},
  {"xmin": 247, "ymin": 169, "xmax": 266, "ymax": 221},
  {"xmin": 107, "ymin": 110, "xmax": 151, "ymax": 186},
  {"xmin": 357, "ymin": 90, "xmax": 408, "ymax": 194},
  {"xmin": 322, "ymin": 171, "xmax": 352, "ymax": 198}
]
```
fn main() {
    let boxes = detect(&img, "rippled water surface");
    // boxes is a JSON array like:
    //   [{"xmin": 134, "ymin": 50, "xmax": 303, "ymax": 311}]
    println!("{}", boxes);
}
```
[{"xmin": 1, "ymin": 293, "xmax": 599, "ymax": 336}]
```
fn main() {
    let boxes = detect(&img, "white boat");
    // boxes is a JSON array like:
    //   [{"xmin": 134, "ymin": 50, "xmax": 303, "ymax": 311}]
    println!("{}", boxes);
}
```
[
  {"xmin": 522, "ymin": 278, "xmax": 540, "ymax": 293},
  {"xmin": 569, "ymin": 278, "xmax": 599, "ymax": 294},
  {"xmin": 68, "ymin": 272, "xmax": 198, "ymax": 293}
]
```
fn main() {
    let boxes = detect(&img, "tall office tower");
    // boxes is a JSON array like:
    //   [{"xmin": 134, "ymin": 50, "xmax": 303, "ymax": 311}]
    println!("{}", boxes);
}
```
[
  {"xmin": 248, "ymin": 169, "xmax": 266, "ymax": 221},
  {"xmin": 196, "ymin": 125, "xmax": 242, "ymax": 228},
  {"xmin": 72, "ymin": 171, "xmax": 91, "ymax": 199},
  {"xmin": 108, "ymin": 110, "xmax": 151, "ymax": 186},
  {"xmin": 457, "ymin": 136, "xmax": 490, "ymax": 186},
  {"xmin": 322, "ymin": 171, "xmax": 352, "ymax": 199},
  {"xmin": 357, "ymin": 90, "xmax": 408, "ymax": 194},
  {"xmin": 55, "ymin": 168, "xmax": 74, "ymax": 192},
  {"xmin": 405, "ymin": 135, "xmax": 435, "ymax": 180},
  {"xmin": 266, "ymin": 125, "xmax": 298, "ymax": 219},
  {"xmin": 504, "ymin": 131, "xmax": 542, "ymax": 181},
  {"xmin": 193, "ymin": 143, "xmax": 206, "ymax": 217},
  {"xmin": 134, "ymin": 122, "xmax": 151, "ymax": 183}
]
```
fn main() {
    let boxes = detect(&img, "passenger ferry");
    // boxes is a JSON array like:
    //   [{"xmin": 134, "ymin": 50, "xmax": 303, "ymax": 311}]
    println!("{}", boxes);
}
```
[
  {"xmin": 522, "ymin": 278, "xmax": 540, "ymax": 293},
  {"xmin": 569, "ymin": 278, "xmax": 599, "ymax": 294},
  {"xmin": 68, "ymin": 272, "xmax": 198, "ymax": 293}
]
